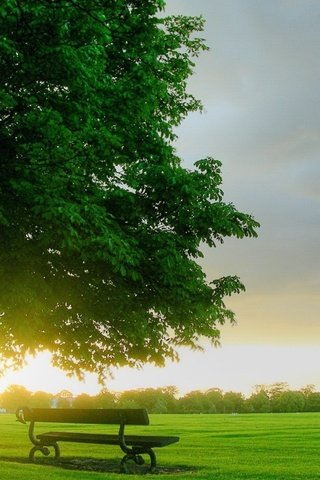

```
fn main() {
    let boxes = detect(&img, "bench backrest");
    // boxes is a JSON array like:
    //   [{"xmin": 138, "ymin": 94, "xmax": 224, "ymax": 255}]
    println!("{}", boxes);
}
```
[{"xmin": 17, "ymin": 407, "xmax": 149, "ymax": 425}]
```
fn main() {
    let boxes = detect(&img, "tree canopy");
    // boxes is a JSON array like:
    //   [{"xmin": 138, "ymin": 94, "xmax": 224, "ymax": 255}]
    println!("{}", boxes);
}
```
[{"xmin": 0, "ymin": 0, "xmax": 259, "ymax": 381}]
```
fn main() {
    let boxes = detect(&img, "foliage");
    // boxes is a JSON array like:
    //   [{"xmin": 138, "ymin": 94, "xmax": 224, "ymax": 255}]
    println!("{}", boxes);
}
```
[
  {"xmin": 92, "ymin": 388, "xmax": 116, "ymax": 409},
  {"xmin": 2, "ymin": 382, "xmax": 320, "ymax": 414},
  {"xmin": 223, "ymin": 391, "xmax": 245, "ymax": 414},
  {"xmin": 247, "ymin": 391, "xmax": 271, "ymax": 413},
  {"xmin": 0, "ymin": 384, "xmax": 31, "ymax": 411},
  {"xmin": 72, "ymin": 392, "xmax": 97, "ymax": 409},
  {"xmin": 30, "ymin": 390, "xmax": 52, "ymax": 408},
  {"xmin": 272, "ymin": 391, "xmax": 305, "ymax": 413},
  {"xmin": 305, "ymin": 392, "xmax": 320, "ymax": 412},
  {"xmin": 0, "ymin": 0, "xmax": 259, "ymax": 380},
  {"xmin": 203, "ymin": 388, "xmax": 224, "ymax": 413},
  {"xmin": 117, "ymin": 386, "xmax": 178, "ymax": 413},
  {"xmin": 178, "ymin": 389, "xmax": 207, "ymax": 413}
]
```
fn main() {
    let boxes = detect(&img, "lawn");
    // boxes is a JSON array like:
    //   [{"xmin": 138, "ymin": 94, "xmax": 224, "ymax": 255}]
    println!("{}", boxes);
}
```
[{"xmin": 0, "ymin": 412, "xmax": 319, "ymax": 479}]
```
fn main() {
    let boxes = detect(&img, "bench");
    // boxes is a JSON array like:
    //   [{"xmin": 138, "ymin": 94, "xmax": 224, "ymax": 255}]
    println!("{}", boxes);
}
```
[{"xmin": 16, "ymin": 407, "xmax": 179, "ymax": 473}]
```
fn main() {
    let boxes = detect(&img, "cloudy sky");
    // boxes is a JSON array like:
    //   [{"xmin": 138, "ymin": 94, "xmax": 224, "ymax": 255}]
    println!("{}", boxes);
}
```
[
  {"xmin": 1, "ymin": 0, "xmax": 319, "ymax": 396},
  {"xmin": 113, "ymin": 0, "xmax": 320, "ymax": 395},
  {"xmin": 170, "ymin": 0, "xmax": 320, "ymax": 344},
  {"xmin": 159, "ymin": 0, "xmax": 320, "ymax": 393}
]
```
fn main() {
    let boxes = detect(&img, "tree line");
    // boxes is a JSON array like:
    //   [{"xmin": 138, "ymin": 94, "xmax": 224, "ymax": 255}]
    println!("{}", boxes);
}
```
[{"xmin": 1, "ymin": 383, "xmax": 320, "ymax": 414}]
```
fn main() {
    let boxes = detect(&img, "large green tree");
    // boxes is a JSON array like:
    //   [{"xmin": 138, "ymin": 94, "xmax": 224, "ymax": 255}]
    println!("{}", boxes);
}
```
[{"xmin": 0, "ymin": 0, "xmax": 259, "ymax": 381}]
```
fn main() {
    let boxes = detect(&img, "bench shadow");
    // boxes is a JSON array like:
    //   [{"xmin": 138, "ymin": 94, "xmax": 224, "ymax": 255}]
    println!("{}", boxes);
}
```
[{"xmin": 0, "ymin": 455, "xmax": 198, "ymax": 475}]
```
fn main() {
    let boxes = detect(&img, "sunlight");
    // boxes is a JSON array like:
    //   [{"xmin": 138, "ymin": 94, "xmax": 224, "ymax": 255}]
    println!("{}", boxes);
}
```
[
  {"xmin": 0, "ymin": 352, "xmax": 101, "ymax": 396},
  {"xmin": 0, "ymin": 345, "xmax": 319, "ymax": 396},
  {"xmin": 106, "ymin": 344, "xmax": 320, "ymax": 396}
]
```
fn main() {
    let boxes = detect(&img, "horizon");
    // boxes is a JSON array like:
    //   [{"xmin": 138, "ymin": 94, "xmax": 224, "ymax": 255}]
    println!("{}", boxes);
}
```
[{"xmin": 0, "ymin": 345, "xmax": 319, "ymax": 398}]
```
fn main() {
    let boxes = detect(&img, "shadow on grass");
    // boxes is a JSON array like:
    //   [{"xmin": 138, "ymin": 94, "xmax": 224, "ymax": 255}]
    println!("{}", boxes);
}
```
[{"xmin": 0, "ymin": 456, "xmax": 198, "ymax": 475}]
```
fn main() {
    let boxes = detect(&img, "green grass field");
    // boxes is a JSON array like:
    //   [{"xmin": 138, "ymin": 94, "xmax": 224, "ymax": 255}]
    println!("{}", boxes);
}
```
[{"xmin": 0, "ymin": 412, "xmax": 319, "ymax": 479}]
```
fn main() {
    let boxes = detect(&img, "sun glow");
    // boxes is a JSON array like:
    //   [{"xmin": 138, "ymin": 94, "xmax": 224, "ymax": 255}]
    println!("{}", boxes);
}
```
[
  {"xmin": 0, "ymin": 352, "xmax": 101, "ymax": 396},
  {"xmin": 0, "ymin": 345, "xmax": 319, "ymax": 397}
]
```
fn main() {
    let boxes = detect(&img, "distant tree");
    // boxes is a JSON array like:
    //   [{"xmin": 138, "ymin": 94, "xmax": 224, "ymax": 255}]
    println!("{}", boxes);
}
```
[
  {"xmin": 267, "ymin": 382, "xmax": 290, "ymax": 398},
  {"xmin": 247, "ymin": 391, "xmax": 271, "ymax": 413},
  {"xmin": 304, "ymin": 392, "xmax": 320, "ymax": 412},
  {"xmin": 242, "ymin": 400, "xmax": 254, "ymax": 413},
  {"xmin": 73, "ymin": 393, "xmax": 97, "ymax": 409},
  {"xmin": 203, "ymin": 388, "xmax": 224, "ymax": 413},
  {"xmin": 178, "ymin": 390, "xmax": 206, "ymax": 413},
  {"xmin": 152, "ymin": 397, "xmax": 168, "ymax": 414},
  {"xmin": 93, "ymin": 388, "xmax": 116, "ymax": 409},
  {"xmin": 0, "ymin": 384, "xmax": 31, "ymax": 411},
  {"xmin": 252, "ymin": 384, "xmax": 269, "ymax": 394},
  {"xmin": 272, "ymin": 391, "xmax": 305, "ymax": 413},
  {"xmin": 223, "ymin": 391, "xmax": 245, "ymax": 414},
  {"xmin": 117, "ymin": 387, "xmax": 176, "ymax": 413},
  {"xmin": 151, "ymin": 386, "xmax": 178, "ymax": 413},
  {"xmin": 140, "ymin": 388, "xmax": 167, "ymax": 413},
  {"xmin": 117, "ymin": 391, "xmax": 140, "ymax": 410},
  {"xmin": 0, "ymin": 0, "xmax": 259, "ymax": 381},
  {"xmin": 30, "ymin": 390, "xmax": 51, "ymax": 408},
  {"xmin": 117, "ymin": 389, "xmax": 144, "ymax": 409},
  {"xmin": 267, "ymin": 382, "xmax": 290, "ymax": 411},
  {"xmin": 300, "ymin": 384, "xmax": 316, "ymax": 397}
]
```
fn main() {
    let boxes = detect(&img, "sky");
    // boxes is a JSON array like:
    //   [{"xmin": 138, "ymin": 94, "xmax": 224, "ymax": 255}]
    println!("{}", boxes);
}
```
[{"xmin": 1, "ymin": 0, "xmax": 319, "ymax": 397}]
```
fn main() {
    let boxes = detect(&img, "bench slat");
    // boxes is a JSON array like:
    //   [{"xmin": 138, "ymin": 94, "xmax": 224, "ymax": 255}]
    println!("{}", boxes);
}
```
[
  {"xmin": 37, "ymin": 432, "xmax": 179, "ymax": 448},
  {"xmin": 20, "ymin": 407, "xmax": 149, "ymax": 425}
]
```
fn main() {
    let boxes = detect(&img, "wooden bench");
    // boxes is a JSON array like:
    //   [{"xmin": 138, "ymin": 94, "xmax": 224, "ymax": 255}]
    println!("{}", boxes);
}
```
[{"xmin": 16, "ymin": 407, "xmax": 179, "ymax": 473}]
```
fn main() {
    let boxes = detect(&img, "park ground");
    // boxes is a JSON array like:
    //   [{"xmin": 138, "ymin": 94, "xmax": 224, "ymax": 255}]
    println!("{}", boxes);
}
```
[{"xmin": 1, "ymin": 412, "xmax": 320, "ymax": 479}]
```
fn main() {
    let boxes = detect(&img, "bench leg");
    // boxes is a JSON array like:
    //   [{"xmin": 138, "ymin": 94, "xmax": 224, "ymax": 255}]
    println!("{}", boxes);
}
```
[
  {"xmin": 120, "ymin": 453, "xmax": 143, "ymax": 473},
  {"xmin": 120, "ymin": 448, "xmax": 157, "ymax": 473},
  {"xmin": 148, "ymin": 449, "xmax": 157, "ymax": 473},
  {"xmin": 29, "ymin": 443, "xmax": 60, "ymax": 462}
]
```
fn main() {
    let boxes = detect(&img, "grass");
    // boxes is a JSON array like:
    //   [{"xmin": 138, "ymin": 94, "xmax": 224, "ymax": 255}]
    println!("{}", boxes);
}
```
[{"xmin": 0, "ymin": 412, "xmax": 320, "ymax": 479}]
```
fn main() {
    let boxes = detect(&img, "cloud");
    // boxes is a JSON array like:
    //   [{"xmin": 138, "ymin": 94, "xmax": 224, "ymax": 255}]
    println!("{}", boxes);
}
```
[{"xmin": 166, "ymin": 0, "xmax": 320, "ymax": 345}]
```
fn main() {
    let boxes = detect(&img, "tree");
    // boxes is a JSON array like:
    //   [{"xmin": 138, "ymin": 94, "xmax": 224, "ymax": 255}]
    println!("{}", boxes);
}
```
[
  {"xmin": 93, "ymin": 388, "xmax": 116, "ymax": 409},
  {"xmin": 0, "ymin": 384, "xmax": 32, "ymax": 411},
  {"xmin": 178, "ymin": 390, "xmax": 207, "ymax": 413},
  {"xmin": 223, "ymin": 391, "xmax": 245, "ymax": 414},
  {"xmin": 0, "ymin": 0, "xmax": 259, "ymax": 381},
  {"xmin": 300, "ymin": 384, "xmax": 316, "ymax": 397},
  {"xmin": 247, "ymin": 391, "xmax": 271, "ymax": 413},
  {"xmin": 73, "ymin": 392, "xmax": 97, "ymax": 409},
  {"xmin": 304, "ymin": 392, "xmax": 320, "ymax": 412},
  {"xmin": 203, "ymin": 388, "xmax": 224, "ymax": 413},
  {"xmin": 30, "ymin": 390, "xmax": 52, "ymax": 408},
  {"xmin": 267, "ymin": 382, "xmax": 290, "ymax": 411},
  {"xmin": 160, "ymin": 386, "xmax": 179, "ymax": 413},
  {"xmin": 272, "ymin": 391, "xmax": 305, "ymax": 413},
  {"xmin": 117, "ymin": 387, "xmax": 175, "ymax": 413}
]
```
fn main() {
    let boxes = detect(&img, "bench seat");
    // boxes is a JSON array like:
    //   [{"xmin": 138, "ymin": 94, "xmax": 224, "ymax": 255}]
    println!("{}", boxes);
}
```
[{"xmin": 37, "ymin": 431, "xmax": 179, "ymax": 448}]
